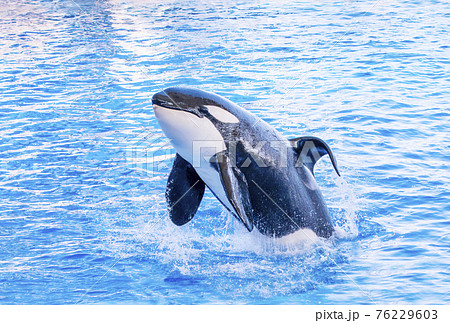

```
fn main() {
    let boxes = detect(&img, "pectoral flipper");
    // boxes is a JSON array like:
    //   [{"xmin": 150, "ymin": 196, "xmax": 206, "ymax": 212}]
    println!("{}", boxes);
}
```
[{"xmin": 166, "ymin": 154, "xmax": 205, "ymax": 226}]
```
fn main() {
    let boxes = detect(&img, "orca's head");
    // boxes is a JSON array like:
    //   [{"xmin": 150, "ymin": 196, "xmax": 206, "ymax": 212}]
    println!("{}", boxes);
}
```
[
  {"xmin": 152, "ymin": 87, "xmax": 240, "ymax": 123},
  {"xmin": 152, "ymin": 87, "xmax": 239, "ymax": 162},
  {"xmin": 153, "ymin": 87, "xmax": 209, "ymax": 118}
]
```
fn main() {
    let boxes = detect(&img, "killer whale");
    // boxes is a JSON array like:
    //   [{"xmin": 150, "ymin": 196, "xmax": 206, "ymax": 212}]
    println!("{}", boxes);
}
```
[{"xmin": 152, "ymin": 87, "xmax": 340, "ymax": 238}]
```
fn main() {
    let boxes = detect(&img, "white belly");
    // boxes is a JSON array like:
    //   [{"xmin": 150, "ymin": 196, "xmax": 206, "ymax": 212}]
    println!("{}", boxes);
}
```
[{"xmin": 154, "ymin": 105, "xmax": 234, "ymax": 212}]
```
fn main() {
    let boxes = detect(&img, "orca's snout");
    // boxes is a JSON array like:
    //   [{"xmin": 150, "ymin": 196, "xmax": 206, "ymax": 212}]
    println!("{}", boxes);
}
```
[{"xmin": 152, "ymin": 91, "xmax": 175, "ymax": 108}]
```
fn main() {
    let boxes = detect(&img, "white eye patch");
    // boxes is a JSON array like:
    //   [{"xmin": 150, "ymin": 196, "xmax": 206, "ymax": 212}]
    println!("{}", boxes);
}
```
[{"xmin": 204, "ymin": 105, "xmax": 239, "ymax": 123}]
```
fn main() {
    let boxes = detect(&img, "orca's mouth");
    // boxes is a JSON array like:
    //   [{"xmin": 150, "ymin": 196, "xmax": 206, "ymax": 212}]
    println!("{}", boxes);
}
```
[
  {"xmin": 152, "ymin": 92, "xmax": 178, "ymax": 109},
  {"xmin": 152, "ymin": 92, "xmax": 204, "ymax": 118}
]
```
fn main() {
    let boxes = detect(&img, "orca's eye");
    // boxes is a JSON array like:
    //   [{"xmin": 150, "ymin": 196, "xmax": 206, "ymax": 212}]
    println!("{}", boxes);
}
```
[{"xmin": 198, "ymin": 106, "xmax": 209, "ymax": 114}]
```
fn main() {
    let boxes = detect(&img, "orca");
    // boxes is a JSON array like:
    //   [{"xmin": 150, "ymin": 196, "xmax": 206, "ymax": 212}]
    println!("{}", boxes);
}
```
[{"xmin": 152, "ymin": 87, "xmax": 340, "ymax": 238}]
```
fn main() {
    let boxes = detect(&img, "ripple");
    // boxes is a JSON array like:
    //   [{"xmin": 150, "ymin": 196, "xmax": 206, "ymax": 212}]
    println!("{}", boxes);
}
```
[{"xmin": 0, "ymin": 0, "xmax": 448, "ymax": 305}]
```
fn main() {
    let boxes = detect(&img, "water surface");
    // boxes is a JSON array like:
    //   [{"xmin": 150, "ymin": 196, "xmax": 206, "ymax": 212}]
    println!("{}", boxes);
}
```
[{"xmin": 0, "ymin": 0, "xmax": 449, "ymax": 304}]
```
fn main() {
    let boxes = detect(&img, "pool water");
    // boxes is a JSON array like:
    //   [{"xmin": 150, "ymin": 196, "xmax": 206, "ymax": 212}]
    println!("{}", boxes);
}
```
[{"xmin": 0, "ymin": 0, "xmax": 448, "ymax": 304}]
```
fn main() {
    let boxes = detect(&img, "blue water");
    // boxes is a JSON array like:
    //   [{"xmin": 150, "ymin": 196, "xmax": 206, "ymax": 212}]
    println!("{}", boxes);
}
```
[{"xmin": 0, "ymin": 0, "xmax": 449, "ymax": 304}]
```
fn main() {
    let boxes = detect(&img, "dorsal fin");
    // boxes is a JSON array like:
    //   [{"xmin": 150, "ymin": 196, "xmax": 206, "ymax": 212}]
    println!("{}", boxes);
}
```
[{"xmin": 289, "ymin": 136, "xmax": 340, "ymax": 177}]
